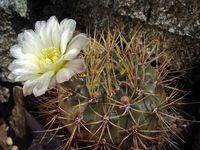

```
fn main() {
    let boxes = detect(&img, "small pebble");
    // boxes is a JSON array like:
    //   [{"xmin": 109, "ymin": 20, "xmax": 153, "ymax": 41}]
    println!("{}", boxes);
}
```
[
  {"xmin": 12, "ymin": 145, "xmax": 18, "ymax": 150},
  {"xmin": 6, "ymin": 137, "xmax": 13, "ymax": 146},
  {"xmin": 6, "ymin": 126, "xmax": 9, "ymax": 131}
]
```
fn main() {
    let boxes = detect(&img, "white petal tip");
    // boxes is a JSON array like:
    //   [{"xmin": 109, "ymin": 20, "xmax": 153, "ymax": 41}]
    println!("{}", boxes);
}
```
[
  {"xmin": 33, "ymin": 89, "xmax": 45, "ymax": 97},
  {"xmin": 56, "ymin": 69, "xmax": 74, "ymax": 83}
]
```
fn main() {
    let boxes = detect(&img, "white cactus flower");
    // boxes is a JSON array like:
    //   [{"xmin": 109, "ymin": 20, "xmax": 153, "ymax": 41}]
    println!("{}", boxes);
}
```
[{"xmin": 8, "ymin": 16, "xmax": 89, "ymax": 97}]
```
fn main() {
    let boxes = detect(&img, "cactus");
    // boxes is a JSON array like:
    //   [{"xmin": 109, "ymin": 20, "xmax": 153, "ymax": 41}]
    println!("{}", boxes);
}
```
[{"xmin": 39, "ymin": 30, "xmax": 187, "ymax": 150}]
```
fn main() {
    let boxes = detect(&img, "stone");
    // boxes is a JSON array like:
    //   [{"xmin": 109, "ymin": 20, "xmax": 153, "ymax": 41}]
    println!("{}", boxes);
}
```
[
  {"xmin": 11, "ymin": 145, "xmax": 18, "ymax": 150},
  {"xmin": 0, "ymin": 86, "xmax": 10, "ymax": 103},
  {"xmin": 6, "ymin": 137, "xmax": 13, "ymax": 146},
  {"xmin": 10, "ymin": 86, "xmax": 26, "ymax": 138},
  {"xmin": 0, "ymin": 123, "xmax": 10, "ymax": 150},
  {"xmin": 0, "ymin": 0, "xmax": 28, "ymax": 17},
  {"xmin": 149, "ymin": 0, "xmax": 200, "ymax": 40},
  {"xmin": 114, "ymin": 0, "xmax": 150, "ymax": 22},
  {"xmin": 0, "ymin": 11, "xmax": 16, "ymax": 82},
  {"xmin": 64, "ymin": 0, "xmax": 200, "ymax": 40}
]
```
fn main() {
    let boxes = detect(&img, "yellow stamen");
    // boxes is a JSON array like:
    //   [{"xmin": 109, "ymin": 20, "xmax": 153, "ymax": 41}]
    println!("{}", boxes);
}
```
[{"xmin": 38, "ymin": 47, "xmax": 61, "ymax": 68}]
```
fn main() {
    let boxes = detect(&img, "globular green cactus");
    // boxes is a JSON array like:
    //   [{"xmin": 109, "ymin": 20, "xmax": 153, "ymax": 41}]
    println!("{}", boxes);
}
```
[{"xmin": 39, "ymin": 30, "xmax": 187, "ymax": 150}]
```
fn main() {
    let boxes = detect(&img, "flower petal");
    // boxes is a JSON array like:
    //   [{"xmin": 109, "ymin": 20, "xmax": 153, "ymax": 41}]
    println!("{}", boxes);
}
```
[
  {"xmin": 23, "ymin": 79, "xmax": 38, "ymax": 96},
  {"xmin": 66, "ymin": 34, "xmax": 89, "ymax": 58},
  {"xmin": 60, "ymin": 18, "xmax": 75, "ymax": 31},
  {"xmin": 60, "ymin": 19, "xmax": 76, "ymax": 54},
  {"xmin": 8, "ymin": 59, "xmax": 38, "ymax": 71},
  {"xmin": 56, "ymin": 59, "xmax": 86, "ymax": 83},
  {"xmin": 35, "ymin": 16, "xmax": 61, "ymax": 49},
  {"xmin": 17, "ymin": 32, "xmax": 24, "ymax": 43},
  {"xmin": 11, "ymin": 68, "xmax": 35, "ymax": 76},
  {"xmin": 33, "ymin": 71, "xmax": 54, "ymax": 97},
  {"xmin": 15, "ymin": 74, "xmax": 35, "ymax": 82},
  {"xmin": 51, "ymin": 18, "xmax": 60, "ymax": 48},
  {"xmin": 10, "ymin": 45, "xmax": 25, "ymax": 59},
  {"xmin": 67, "ymin": 59, "xmax": 86, "ymax": 73},
  {"xmin": 64, "ymin": 48, "xmax": 80, "ymax": 60},
  {"xmin": 22, "ymin": 30, "xmax": 44, "ymax": 55},
  {"xmin": 49, "ymin": 76, "xmax": 57, "ymax": 89},
  {"xmin": 56, "ymin": 68, "xmax": 75, "ymax": 83},
  {"xmin": 46, "ymin": 16, "xmax": 60, "ymax": 47},
  {"xmin": 35, "ymin": 21, "xmax": 48, "ymax": 46}
]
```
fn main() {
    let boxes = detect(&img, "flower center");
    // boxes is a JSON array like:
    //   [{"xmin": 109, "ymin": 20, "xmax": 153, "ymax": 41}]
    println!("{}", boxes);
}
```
[{"xmin": 38, "ymin": 47, "xmax": 61, "ymax": 68}]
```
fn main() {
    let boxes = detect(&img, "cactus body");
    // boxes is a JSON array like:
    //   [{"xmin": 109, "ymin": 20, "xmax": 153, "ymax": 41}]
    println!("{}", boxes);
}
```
[{"xmin": 40, "ymin": 30, "xmax": 187, "ymax": 149}]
